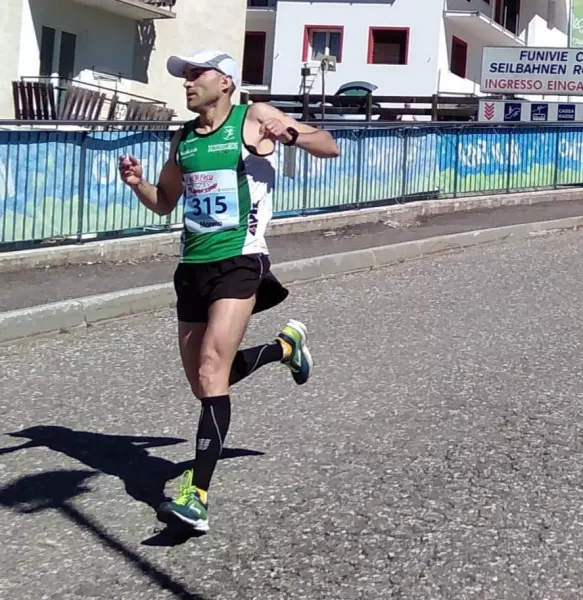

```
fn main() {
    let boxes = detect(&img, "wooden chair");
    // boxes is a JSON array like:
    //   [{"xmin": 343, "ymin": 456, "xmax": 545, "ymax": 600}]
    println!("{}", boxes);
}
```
[
  {"xmin": 124, "ymin": 100, "xmax": 174, "ymax": 130},
  {"xmin": 12, "ymin": 80, "xmax": 57, "ymax": 120},
  {"xmin": 57, "ymin": 84, "xmax": 106, "ymax": 121}
]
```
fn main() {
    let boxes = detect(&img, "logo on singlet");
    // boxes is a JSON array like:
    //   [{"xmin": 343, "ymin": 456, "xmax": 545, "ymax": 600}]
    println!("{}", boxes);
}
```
[{"xmin": 248, "ymin": 201, "xmax": 260, "ymax": 235}]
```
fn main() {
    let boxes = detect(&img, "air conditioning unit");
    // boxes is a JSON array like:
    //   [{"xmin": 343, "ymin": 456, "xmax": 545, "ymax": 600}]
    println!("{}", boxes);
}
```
[
  {"xmin": 314, "ymin": 52, "xmax": 337, "ymax": 72},
  {"xmin": 92, "ymin": 70, "xmax": 121, "ymax": 83}
]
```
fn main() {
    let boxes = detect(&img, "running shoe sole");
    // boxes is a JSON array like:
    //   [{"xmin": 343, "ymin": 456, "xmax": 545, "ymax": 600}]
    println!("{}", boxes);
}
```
[
  {"xmin": 157, "ymin": 506, "xmax": 210, "ymax": 533},
  {"xmin": 285, "ymin": 319, "xmax": 313, "ymax": 382}
]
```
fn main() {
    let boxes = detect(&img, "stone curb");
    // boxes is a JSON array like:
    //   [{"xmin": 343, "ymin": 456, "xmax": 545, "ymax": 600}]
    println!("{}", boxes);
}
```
[
  {"xmin": 2, "ymin": 187, "xmax": 583, "ymax": 274},
  {"xmin": 2, "ymin": 215, "xmax": 582, "ymax": 343}
]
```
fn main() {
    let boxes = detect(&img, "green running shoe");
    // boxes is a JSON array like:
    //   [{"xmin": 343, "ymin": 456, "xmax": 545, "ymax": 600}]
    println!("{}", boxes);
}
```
[
  {"xmin": 156, "ymin": 470, "xmax": 209, "ymax": 533},
  {"xmin": 277, "ymin": 319, "xmax": 313, "ymax": 385}
]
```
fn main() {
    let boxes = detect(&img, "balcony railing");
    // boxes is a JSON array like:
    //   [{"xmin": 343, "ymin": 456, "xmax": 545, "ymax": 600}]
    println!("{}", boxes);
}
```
[
  {"xmin": 142, "ymin": 0, "xmax": 176, "ymax": 6},
  {"xmin": 442, "ymin": 9, "xmax": 525, "ymax": 46},
  {"xmin": 12, "ymin": 77, "xmax": 175, "ymax": 128},
  {"xmin": 69, "ymin": 0, "xmax": 176, "ymax": 20}
]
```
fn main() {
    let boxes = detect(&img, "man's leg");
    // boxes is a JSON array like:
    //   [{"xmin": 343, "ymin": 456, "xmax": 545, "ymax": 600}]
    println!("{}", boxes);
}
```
[
  {"xmin": 229, "ymin": 320, "xmax": 313, "ymax": 386},
  {"xmin": 157, "ymin": 297, "xmax": 255, "ymax": 533},
  {"xmin": 177, "ymin": 321, "xmax": 206, "ymax": 398},
  {"xmin": 190, "ymin": 297, "xmax": 256, "ymax": 495},
  {"xmin": 225, "ymin": 255, "xmax": 312, "ymax": 386},
  {"xmin": 229, "ymin": 340, "xmax": 283, "ymax": 386},
  {"xmin": 177, "ymin": 318, "xmax": 312, "ymax": 494}
]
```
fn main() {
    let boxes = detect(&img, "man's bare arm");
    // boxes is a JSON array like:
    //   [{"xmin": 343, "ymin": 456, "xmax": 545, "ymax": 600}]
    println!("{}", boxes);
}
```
[
  {"xmin": 249, "ymin": 102, "xmax": 340, "ymax": 159},
  {"xmin": 123, "ymin": 129, "xmax": 184, "ymax": 216}
]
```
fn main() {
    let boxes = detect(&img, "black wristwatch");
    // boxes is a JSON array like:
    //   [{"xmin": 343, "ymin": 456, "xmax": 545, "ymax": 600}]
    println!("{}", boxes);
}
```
[{"xmin": 283, "ymin": 127, "xmax": 299, "ymax": 146}]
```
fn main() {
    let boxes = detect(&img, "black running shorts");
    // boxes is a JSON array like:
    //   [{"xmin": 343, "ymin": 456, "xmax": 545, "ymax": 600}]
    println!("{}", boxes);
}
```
[{"xmin": 173, "ymin": 253, "xmax": 289, "ymax": 323}]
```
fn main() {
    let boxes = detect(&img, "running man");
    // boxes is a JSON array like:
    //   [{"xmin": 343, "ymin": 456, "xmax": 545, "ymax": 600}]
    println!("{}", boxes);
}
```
[{"xmin": 118, "ymin": 49, "xmax": 340, "ymax": 534}]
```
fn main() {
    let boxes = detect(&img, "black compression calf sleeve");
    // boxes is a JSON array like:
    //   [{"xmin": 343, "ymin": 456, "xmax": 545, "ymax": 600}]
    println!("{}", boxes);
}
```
[
  {"xmin": 192, "ymin": 395, "xmax": 231, "ymax": 491},
  {"xmin": 229, "ymin": 341, "xmax": 283, "ymax": 386}
]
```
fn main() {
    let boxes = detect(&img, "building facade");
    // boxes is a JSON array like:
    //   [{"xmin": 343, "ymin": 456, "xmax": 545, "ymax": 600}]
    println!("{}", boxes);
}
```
[
  {"xmin": 243, "ymin": 0, "xmax": 571, "ymax": 99},
  {"xmin": 0, "ymin": 0, "xmax": 247, "ymax": 120}
]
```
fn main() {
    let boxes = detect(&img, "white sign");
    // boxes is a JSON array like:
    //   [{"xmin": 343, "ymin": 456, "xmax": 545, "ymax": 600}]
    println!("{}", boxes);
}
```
[
  {"xmin": 478, "ymin": 99, "xmax": 583, "ymax": 122},
  {"xmin": 481, "ymin": 47, "xmax": 583, "ymax": 95}
]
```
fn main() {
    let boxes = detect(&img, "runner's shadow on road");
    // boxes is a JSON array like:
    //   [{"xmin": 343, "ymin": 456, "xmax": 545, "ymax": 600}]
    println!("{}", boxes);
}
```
[
  {"xmin": 0, "ymin": 469, "xmax": 211, "ymax": 599},
  {"xmin": 2, "ymin": 425, "xmax": 265, "ymax": 511}
]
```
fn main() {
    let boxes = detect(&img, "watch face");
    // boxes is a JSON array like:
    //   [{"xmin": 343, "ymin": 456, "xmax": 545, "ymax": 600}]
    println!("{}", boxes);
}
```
[{"xmin": 286, "ymin": 127, "xmax": 299, "ymax": 143}]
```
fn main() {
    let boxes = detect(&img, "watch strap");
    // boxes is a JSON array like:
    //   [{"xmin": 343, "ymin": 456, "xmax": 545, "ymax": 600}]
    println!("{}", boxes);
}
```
[{"xmin": 284, "ymin": 127, "xmax": 299, "ymax": 146}]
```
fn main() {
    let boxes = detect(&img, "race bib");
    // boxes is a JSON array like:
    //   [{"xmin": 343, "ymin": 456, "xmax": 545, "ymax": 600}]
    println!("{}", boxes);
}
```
[{"xmin": 183, "ymin": 169, "xmax": 239, "ymax": 233}]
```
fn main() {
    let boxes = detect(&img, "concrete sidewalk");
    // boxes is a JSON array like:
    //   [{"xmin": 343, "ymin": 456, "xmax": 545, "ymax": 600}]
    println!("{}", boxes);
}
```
[{"xmin": 4, "ymin": 197, "xmax": 583, "ymax": 313}]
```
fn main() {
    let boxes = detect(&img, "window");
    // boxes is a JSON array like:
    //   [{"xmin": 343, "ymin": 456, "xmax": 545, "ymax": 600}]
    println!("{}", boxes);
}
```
[
  {"xmin": 58, "ymin": 31, "xmax": 76, "ymax": 81},
  {"xmin": 450, "ymin": 36, "xmax": 467, "ymax": 78},
  {"xmin": 503, "ymin": 0, "xmax": 520, "ymax": 34},
  {"xmin": 39, "ymin": 26, "xmax": 77, "ymax": 81},
  {"xmin": 39, "ymin": 26, "xmax": 56, "ymax": 77},
  {"xmin": 367, "ymin": 28, "xmax": 409, "ymax": 65},
  {"xmin": 242, "ymin": 31, "xmax": 266, "ymax": 85},
  {"xmin": 302, "ymin": 26, "xmax": 344, "ymax": 62},
  {"xmin": 494, "ymin": 0, "xmax": 518, "ymax": 30}
]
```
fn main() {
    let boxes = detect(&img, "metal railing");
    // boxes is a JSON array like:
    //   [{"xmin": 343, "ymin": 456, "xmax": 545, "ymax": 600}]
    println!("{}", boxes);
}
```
[
  {"xmin": 444, "ymin": 0, "xmax": 520, "ymax": 36},
  {"xmin": 1, "ymin": 120, "xmax": 582, "ymax": 250},
  {"xmin": 243, "ymin": 93, "xmax": 480, "ymax": 121},
  {"xmin": 142, "ymin": 0, "xmax": 176, "ymax": 6}
]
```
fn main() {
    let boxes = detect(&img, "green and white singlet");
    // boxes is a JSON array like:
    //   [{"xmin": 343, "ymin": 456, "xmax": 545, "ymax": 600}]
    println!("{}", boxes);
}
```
[{"xmin": 176, "ymin": 104, "xmax": 275, "ymax": 264}]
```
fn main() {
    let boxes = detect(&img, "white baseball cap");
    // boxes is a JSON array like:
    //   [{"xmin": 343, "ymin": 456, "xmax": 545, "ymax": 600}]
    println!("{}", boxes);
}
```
[{"xmin": 166, "ymin": 49, "xmax": 239, "ymax": 87}]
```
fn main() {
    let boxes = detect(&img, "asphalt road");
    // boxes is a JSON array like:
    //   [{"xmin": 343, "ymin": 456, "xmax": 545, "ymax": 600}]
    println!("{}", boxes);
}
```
[{"xmin": 3, "ymin": 231, "xmax": 583, "ymax": 599}]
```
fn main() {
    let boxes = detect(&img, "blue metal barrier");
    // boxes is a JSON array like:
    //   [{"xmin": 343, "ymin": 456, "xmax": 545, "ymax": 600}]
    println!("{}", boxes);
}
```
[{"xmin": 1, "ymin": 122, "xmax": 583, "ymax": 249}]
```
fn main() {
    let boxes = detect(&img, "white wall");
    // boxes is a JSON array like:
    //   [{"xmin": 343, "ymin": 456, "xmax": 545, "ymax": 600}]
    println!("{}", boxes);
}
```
[
  {"xmin": 522, "ymin": 0, "xmax": 569, "ymax": 44},
  {"xmin": 270, "ymin": 0, "xmax": 442, "ymax": 96},
  {"xmin": 525, "ymin": 15, "xmax": 568, "ymax": 48},
  {"xmin": 437, "ymin": 19, "xmax": 483, "ymax": 95},
  {"xmin": 444, "ymin": 0, "xmax": 568, "ymax": 42},
  {"xmin": 0, "ymin": 0, "xmax": 25, "ymax": 118},
  {"xmin": 132, "ymin": 0, "xmax": 247, "ymax": 119}
]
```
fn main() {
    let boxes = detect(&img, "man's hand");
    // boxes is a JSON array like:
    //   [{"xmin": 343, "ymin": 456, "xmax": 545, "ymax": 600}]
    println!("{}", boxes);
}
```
[
  {"xmin": 119, "ymin": 154, "xmax": 144, "ymax": 187},
  {"xmin": 118, "ymin": 129, "xmax": 184, "ymax": 217},
  {"xmin": 259, "ymin": 118, "xmax": 294, "ymax": 145}
]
